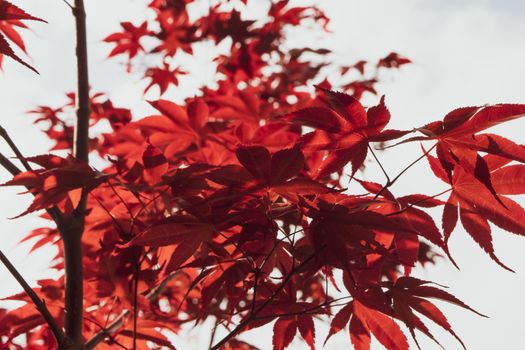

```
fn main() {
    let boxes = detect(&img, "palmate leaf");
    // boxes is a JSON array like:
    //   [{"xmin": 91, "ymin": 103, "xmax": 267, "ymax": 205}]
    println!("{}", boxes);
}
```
[
  {"xmin": 0, "ymin": 1, "xmax": 45, "ymax": 72},
  {"xmin": 284, "ymin": 87, "xmax": 410, "ymax": 178},
  {"xmin": 130, "ymin": 215, "xmax": 214, "ymax": 271},
  {"xmin": 324, "ymin": 294, "xmax": 438, "ymax": 350},
  {"xmin": 426, "ymin": 150, "xmax": 525, "ymax": 269},
  {"xmin": 2, "ymin": 155, "xmax": 109, "ymax": 216},
  {"xmin": 0, "ymin": 32, "xmax": 36, "ymax": 72},
  {"xmin": 0, "ymin": 1, "xmax": 45, "ymax": 22},
  {"xmin": 400, "ymin": 106, "xmax": 525, "ymax": 209},
  {"xmin": 385, "ymin": 277, "xmax": 485, "ymax": 349},
  {"xmin": 406, "ymin": 105, "xmax": 525, "ymax": 176},
  {"xmin": 272, "ymin": 315, "xmax": 316, "ymax": 350}
]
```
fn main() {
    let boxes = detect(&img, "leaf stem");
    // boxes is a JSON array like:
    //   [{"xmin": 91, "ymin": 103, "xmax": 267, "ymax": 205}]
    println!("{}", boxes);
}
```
[
  {"xmin": 368, "ymin": 144, "xmax": 391, "ymax": 184},
  {"xmin": 386, "ymin": 188, "xmax": 452, "ymax": 216},
  {"xmin": 252, "ymin": 295, "xmax": 353, "ymax": 320}
]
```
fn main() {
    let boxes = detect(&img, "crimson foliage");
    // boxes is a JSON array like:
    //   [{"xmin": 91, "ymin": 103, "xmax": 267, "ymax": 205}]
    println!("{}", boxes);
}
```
[{"xmin": 1, "ymin": 1, "xmax": 525, "ymax": 349}]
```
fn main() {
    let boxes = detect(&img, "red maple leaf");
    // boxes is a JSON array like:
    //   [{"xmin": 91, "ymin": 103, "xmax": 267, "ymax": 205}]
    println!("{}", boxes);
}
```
[{"xmin": 0, "ymin": 0, "xmax": 45, "ymax": 72}]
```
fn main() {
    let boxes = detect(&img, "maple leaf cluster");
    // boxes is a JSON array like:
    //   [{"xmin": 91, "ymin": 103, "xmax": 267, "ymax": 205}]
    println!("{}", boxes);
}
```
[{"xmin": 1, "ymin": 1, "xmax": 525, "ymax": 350}]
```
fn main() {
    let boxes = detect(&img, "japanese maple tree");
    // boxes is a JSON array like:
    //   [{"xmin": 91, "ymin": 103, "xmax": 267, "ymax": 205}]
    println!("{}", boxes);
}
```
[{"xmin": 1, "ymin": 1, "xmax": 524, "ymax": 350}]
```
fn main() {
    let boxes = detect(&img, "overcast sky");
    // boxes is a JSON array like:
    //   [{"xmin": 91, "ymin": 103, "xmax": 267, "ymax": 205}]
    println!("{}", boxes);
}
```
[{"xmin": 1, "ymin": 0, "xmax": 525, "ymax": 349}]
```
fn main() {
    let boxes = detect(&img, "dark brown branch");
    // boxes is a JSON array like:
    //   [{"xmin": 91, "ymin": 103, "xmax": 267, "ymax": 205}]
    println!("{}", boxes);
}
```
[
  {"xmin": 73, "ymin": 0, "xmax": 90, "ymax": 164},
  {"xmin": 0, "ymin": 250, "xmax": 64, "ymax": 344},
  {"xmin": 61, "ymin": 223, "xmax": 84, "ymax": 348},
  {"xmin": 0, "ymin": 126, "xmax": 32, "ymax": 171},
  {"xmin": 0, "ymin": 152, "xmax": 21, "ymax": 176},
  {"xmin": 59, "ymin": 1, "xmax": 91, "ymax": 347}
]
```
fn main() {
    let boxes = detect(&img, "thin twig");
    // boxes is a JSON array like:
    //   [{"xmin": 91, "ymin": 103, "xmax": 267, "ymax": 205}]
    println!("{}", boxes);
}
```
[
  {"xmin": 0, "ymin": 250, "xmax": 64, "ymax": 344},
  {"xmin": 208, "ymin": 318, "xmax": 219, "ymax": 350},
  {"xmin": 386, "ymin": 188, "xmax": 452, "ymax": 217},
  {"xmin": 84, "ymin": 310, "xmax": 130, "ymax": 349},
  {"xmin": 253, "ymin": 295, "xmax": 354, "ymax": 320},
  {"xmin": 373, "ymin": 143, "xmax": 438, "ymax": 200},
  {"xmin": 389, "ymin": 143, "xmax": 438, "ymax": 186},
  {"xmin": 60, "ymin": 0, "xmax": 74, "ymax": 9},
  {"xmin": 0, "ymin": 152, "xmax": 21, "ymax": 176},
  {"xmin": 210, "ymin": 249, "xmax": 321, "ymax": 350},
  {"xmin": 83, "ymin": 315, "xmax": 128, "ymax": 349},
  {"xmin": 368, "ymin": 144, "xmax": 391, "ymax": 184},
  {"xmin": 250, "ymin": 268, "xmax": 259, "ymax": 315},
  {"xmin": 132, "ymin": 252, "xmax": 141, "ymax": 350},
  {"xmin": 92, "ymin": 195, "xmax": 128, "ymax": 238},
  {"xmin": 85, "ymin": 270, "xmax": 184, "ymax": 349},
  {"xmin": 108, "ymin": 181, "xmax": 134, "ymax": 220},
  {"xmin": 0, "ymin": 126, "xmax": 32, "ymax": 171}
]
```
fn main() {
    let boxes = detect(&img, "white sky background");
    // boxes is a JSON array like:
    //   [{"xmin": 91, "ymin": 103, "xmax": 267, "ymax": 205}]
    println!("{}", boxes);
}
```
[{"xmin": 1, "ymin": 0, "xmax": 525, "ymax": 349}]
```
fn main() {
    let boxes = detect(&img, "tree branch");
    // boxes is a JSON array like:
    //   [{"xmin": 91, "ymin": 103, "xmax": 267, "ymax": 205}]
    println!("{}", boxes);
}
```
[
  {"xmin": 59, "ymin": 0, "xmax": 91, "ymax": 346},
  {"xmin": 0, "ymin": 152, "xmax": 21, "ymax": 176},
  {"xmin": 0, "ymin": 250, "xmax": 64, "ymax": 344},
  {"xmin": 61, "ymin": 224, "xmax": 84, "ymax": 347},
  {"xmin": 0, "ymin": 126, "xmax": 32, "ymax": 171},
  {"xmin": 73, "ymin": 0, "xmax": 90, "ymax": 164}
]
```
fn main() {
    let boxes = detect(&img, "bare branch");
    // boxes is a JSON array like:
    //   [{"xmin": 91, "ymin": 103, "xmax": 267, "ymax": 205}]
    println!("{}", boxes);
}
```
[
  {"xmin": 0, "ymin": 126, "xmax": 32, "ymax": 171},
  {"xmin": 0, "ymin": 152, "xmax": 21, "ymax": 176},
  {"xmin": 60, "ymin": 0, "xmax": 74, "ymax": 10},
  {"xmin": 0, "ymin": 250, "xmax": 64, "ymax": 344}
]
